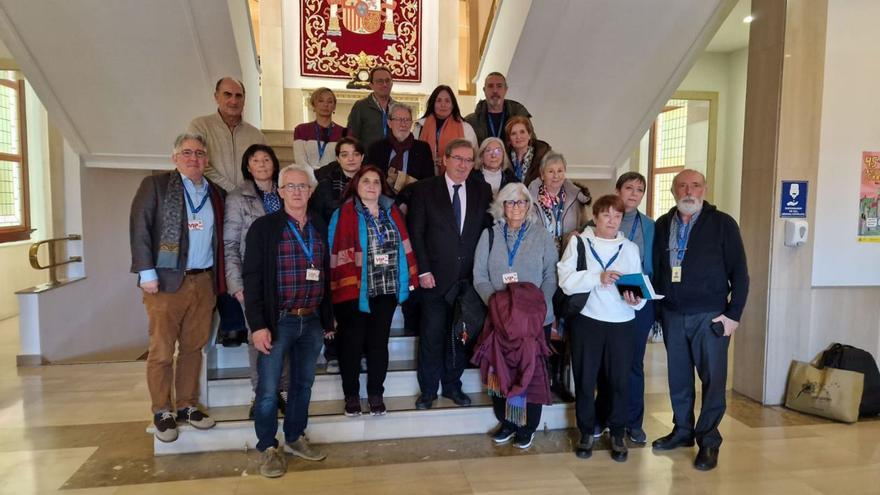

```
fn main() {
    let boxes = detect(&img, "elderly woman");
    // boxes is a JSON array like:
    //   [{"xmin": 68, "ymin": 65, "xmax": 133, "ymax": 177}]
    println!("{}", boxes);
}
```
[
  {"xmin": 366, "ymin": 102, "xmax": 435, "ymax": 196},
  {"xmin": 505, "ymin": 115, "xmax": 551, "ymax": 186},
  {"xmin": 224, "ymin": 144, "xmax": 285, "ymax": 418},
  {"xmin": 328, "ymin": 165, "xmax": 419, "ymax": 417},
  {"xmin": 293, "ymin": 87, "xmax": 347, "ymax": 169},
  {"xmin": 472, "ymin": 183, "xmax": 558, "ymax": 450},
  {"xmin": 557, "ymin": 194, "xmax": 646, "ymax": 462},
  {"xmin": 413, "ymin": 85, "xmax": 478, "ymax": 174},
  {"xmin": 471, "ymin": 137, "xmax": 519, "ymax": 195},
  {"xmin": 528, "ymin": 152, "xmax": 592, "ymax": 252}
]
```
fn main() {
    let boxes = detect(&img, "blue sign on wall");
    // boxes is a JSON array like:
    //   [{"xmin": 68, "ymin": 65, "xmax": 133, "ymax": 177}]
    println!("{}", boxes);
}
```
[{"xmin": 780, "ymin": 180, "xmax": 808, "ymax": 218}]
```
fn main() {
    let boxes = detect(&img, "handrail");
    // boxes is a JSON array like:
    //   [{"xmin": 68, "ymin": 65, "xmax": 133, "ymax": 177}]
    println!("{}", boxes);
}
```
[{"xmin": 28, "ymin": 234, "xmax": 82, "ymax": 285}]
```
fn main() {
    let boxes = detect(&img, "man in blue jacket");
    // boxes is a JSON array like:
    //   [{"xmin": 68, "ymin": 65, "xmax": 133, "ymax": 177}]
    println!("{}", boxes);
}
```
[{"xmin": 651, "ymin": 169, "xmax": 749, "ymax": 471}]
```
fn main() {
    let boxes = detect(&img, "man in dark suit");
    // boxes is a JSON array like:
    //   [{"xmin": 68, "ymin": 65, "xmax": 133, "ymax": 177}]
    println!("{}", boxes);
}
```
[
  {"xmin": 130, "ymin": 133, "xmax": 225, "ymax": 443},
  {"xmin": 407, "ymin": 138, "xmax": 492, "ymax": 409}
]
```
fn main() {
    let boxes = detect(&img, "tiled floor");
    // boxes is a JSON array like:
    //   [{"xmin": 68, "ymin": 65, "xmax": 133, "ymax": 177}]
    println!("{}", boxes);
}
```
[{"xmin": 1, "ymin": 316, "xmax": 878, "ymax": 494}]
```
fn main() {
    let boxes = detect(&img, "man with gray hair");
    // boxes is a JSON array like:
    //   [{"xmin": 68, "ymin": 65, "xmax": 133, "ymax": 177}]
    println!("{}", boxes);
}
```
[
  {"xmin": 465, "ymin": 72, "xmax": 533, "ymax": 144},
  {"xmin": 243, "ymin": 164, "xmax": 333, "ymax": 477},
  {"xmin": 130, "ymin": 133, "xmax": 225, "ymax": 443},
  {"xmin": 188, "ymin": 77, "xmax": 267, "ymax": 192},
  {"xmin": 651, "ymin": 169, "xmax": 749, "ymax": 471}
]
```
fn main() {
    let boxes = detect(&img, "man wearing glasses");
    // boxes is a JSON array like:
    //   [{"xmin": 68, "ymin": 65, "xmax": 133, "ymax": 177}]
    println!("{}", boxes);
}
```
[
  {"xmin": 242, "ymin": 164, "xmax": 333, "ymax": 478},
  {"xmin": 366, "ymin": 103, "xmax": 436, "ymax": 198},
  {"xmin": 130, "ymin": 133, "xmax": 225, "ymax": 443},
  {"xmin": 347, "ymin": 66, "xmax": 397, "ymax": 150},
  {"xmin": 407, "ymin": 139, "xmax": 493, "ymax": 410}
]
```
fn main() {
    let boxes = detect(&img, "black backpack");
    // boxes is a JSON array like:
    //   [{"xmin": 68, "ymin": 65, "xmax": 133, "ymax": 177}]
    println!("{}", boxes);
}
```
[{"xmin": 820, "ymin": 343, "xmax": 880, "ymax": 417}]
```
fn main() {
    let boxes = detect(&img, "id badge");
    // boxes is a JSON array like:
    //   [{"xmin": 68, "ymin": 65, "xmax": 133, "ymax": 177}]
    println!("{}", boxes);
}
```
[
  {"xmin": 306, "ymin": 268, "xmax": 321, "ymax": 281},
  {"xmin": 374, "ymin": 254, "xmax": 390, "ymax": 266},
  {"xmin": 671, "ymin": 266, "xmax": 682, "ymax": 283},
  {"xmin": 502, "ymin": 272, "xmax": 519, "ymax": 284},
  {"xmin": 187, "ymin": 219, "xmax": 204, "ymax": 231}
]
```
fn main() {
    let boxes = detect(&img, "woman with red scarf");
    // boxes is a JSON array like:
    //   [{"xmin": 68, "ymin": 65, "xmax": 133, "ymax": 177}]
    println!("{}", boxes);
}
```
[
  {"xmin": 413, "ymin": 85, "xmax": 478, "ymax": 175},
  {"xmin": 328, "ymin": 166, "xmax": 419, "ymax": 417}
]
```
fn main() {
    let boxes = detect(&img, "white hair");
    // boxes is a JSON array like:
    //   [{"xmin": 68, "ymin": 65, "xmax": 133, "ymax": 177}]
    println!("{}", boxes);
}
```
[
  {"xmin": 172, "ymin": 132, "xmax": 207, "ymax": 154},
  {"xmin": 488, "ymin": 182, "xmax": 540, "ymax": 224},
  {"xmin": 278, "ymin": 164, "xmax": 318, "ymax": 188}
]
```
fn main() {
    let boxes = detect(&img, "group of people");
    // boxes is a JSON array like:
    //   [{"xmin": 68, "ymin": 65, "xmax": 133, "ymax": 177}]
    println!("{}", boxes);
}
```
[{"xmin": 129, "ymin": 68, "xmax": 748, "ymax": 480}]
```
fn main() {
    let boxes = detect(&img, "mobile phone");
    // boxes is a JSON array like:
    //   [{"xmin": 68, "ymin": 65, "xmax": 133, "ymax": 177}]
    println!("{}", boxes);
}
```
[{"xmin": 710, "ymin": 321, "xmax": 726, "ymax": 337}]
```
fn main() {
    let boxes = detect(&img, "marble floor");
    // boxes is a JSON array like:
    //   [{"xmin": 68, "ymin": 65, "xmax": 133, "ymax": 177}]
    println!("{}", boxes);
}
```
[{"xmin": 0, "ymin": 316, "xmax": 878, "ymax": 494}]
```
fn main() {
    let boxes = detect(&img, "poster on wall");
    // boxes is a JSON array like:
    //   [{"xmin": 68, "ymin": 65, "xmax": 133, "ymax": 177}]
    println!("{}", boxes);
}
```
[
  {"xmin": 858, "ymin": 151, "xmax": 880, "ymax": 242},
  {"xmin": 300, "ymin": 0, "xmax": 422, "ymax": 82}
]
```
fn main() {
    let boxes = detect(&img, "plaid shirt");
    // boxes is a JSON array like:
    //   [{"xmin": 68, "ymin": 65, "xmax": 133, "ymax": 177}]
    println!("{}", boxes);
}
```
[
  {"xmin": 365, "ymin": 209, "xmax": 399, "ymax": 297},
  {"xmin": 277, "ymin": 217, "xmax": 325, "ymax": 311}
]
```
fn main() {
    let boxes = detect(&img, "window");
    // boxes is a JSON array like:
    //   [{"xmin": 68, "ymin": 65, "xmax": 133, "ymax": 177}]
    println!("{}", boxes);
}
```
[{"xmin": 0, "ymin": 70, "xmax": 29, "ymax": 243}]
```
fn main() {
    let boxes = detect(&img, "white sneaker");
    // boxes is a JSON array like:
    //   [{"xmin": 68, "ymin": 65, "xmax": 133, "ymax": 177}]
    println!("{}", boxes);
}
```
[{"xmin": 325, "ymin": 359, "xmax": 340, "ymax": 373}]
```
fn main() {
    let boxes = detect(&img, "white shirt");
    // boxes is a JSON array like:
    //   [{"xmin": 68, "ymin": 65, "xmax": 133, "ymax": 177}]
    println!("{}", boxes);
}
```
[{"xmin": 445, "ymin": 173, "xmax": 467, "ymax": 233}]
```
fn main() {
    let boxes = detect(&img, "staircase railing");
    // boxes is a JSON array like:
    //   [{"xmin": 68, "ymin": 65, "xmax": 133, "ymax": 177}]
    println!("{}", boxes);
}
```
[{"xmin": 28, "ymin": 234, "xmax": 82, "ymax": 285}]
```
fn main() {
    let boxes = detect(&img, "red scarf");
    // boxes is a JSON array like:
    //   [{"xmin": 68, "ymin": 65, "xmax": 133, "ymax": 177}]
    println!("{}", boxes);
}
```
[
  {"xmin": 420, "ymin": 115, "xmax": 465, "ymax": 159},
  {"xmin": 329, "ymin": 198, "xmax": 419, "ymax": 305}
]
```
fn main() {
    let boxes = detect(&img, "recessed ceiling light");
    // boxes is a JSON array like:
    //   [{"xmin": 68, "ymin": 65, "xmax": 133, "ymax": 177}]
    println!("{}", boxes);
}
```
[{"xmin": 743, "ymin": 15, "xmax": 755, "ymax": 23}]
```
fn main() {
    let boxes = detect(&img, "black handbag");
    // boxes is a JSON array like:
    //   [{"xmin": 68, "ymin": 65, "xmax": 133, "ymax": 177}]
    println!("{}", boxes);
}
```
[{"xmin": 552, "ymin": 236, "xmax": 589, "ymax": 320}]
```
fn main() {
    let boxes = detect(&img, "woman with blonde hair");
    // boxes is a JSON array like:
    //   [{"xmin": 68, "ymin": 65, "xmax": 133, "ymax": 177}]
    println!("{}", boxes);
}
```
[{"xmin": 293, "ymin": 87, "xmax": 347, "ymax": 169}]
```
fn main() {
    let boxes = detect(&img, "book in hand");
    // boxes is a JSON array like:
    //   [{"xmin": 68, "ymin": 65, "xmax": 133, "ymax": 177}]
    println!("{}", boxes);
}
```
[{"xmin": 614, "ymin": 273, "xmax": 664, "ymax": 300}]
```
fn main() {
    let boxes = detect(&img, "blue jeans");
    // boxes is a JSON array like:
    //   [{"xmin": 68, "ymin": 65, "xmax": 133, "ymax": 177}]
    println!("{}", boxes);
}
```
[{"xmin": 254, "ymin": 313, "xmax": 324, "ymax": 452}]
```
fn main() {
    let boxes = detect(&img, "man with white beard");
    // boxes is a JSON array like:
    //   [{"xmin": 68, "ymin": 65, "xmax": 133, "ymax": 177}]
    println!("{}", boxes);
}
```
[{"xmin": 650, "ymin": 169, "xmax": 749, "ymax": 471}]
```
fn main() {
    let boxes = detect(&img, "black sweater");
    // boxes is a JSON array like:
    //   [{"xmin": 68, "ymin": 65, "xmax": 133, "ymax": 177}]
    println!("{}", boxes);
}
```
[
  {"xmin": 242, "ymin": 209, "xmax": 333, "ymax": 336},
  {"xmin": 653, "ymin": 202, "xmax": 749, "ymax": 321}
]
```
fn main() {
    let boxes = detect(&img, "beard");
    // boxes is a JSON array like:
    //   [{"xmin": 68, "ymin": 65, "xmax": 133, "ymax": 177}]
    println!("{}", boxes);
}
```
[{"xmin": 676, "ymin": 196, "xmax": 703, "ymax": 216}]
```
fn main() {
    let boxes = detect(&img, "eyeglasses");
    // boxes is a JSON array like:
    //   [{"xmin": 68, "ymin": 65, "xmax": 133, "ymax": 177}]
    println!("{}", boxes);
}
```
[
  {"xmin": 503, "ymin": 199, "xmax": 529, "ymax": 209},
  {"xmin": 373, "ymin": 78, "xmax": 392, "ymax": 85},
  {"xmin": 390, "ymin": 117, "xmax": 412, "ymax": 123},
  {"xmin": 178, "ymin": 149, "xmax": 207, "ymax": 159},
  {"xmin": 280, "ymin": 183, "xmax": 310, "ymax": 192},
  {"xmin": 447, "ymin": 155, "xmax": 475, "ymax": 165},
  {"xmin": 484, "ymin": 148, "xmax": 503, "ymax": 156}
]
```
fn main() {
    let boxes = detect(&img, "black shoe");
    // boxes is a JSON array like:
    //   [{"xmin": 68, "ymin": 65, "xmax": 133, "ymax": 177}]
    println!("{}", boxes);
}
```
[
  {"xmin": 575, "ymin": 432, "xmax": 594, "ymax": 459},
  {"xmin": 176, "ymin": 406, "xmax": 216, "ymax": 430},
  {"xmin": 492, "ymin": 424, "xmax": 516, "ymax": 444},
  {"xmin": 415, "ymin": 394, "xmax": 436, "ymax": 410},
  {"xmin": 627, "ymin": 427, "xmax": 647, "ymax": 444},
  {"xmin": 652, "ymin": 431, "xmax": 695, "ymax": 451},
  {"xmin": 610, "ymin": 435, "xmax": 628, "ymax": 462},
  {"xmin": 441, "ymin": 389, "xmax": 472, "ymax": 407},
  {"xmin": 694, "ymin": 447, "xmax": 719, "ymax": 471},
  {"xmin": 248, "ymin": 400, "xmax": 255, "ymax": 420},
  {"xmin": 513, "ymin": 431, "xmax": 534, "ymax": 449}
]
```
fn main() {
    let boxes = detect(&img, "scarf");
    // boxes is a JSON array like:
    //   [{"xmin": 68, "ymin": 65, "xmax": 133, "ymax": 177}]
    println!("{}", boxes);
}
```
[
  {"xmin": 389, "ymin": 133, "xmax": 415, "ymax": 172},
  {"xmin": 472, "ymin": 282, "xmax": 551, "ymax": 425},
  {"xmin": 157, "ymin": 173, "xmax": 185, "ymax": 269},
  {"xmin": 510, "ymin": 146, "xmax": 534, "ymax": 182},
  {"xmin": 329, "ymin": 196, "xmax": 419, "ymax": 311},
  {"xmin": 256, "ymin": 184, "xmax": 282, "ymax": 214},
  {"xmin": 420, "ymin": 115, "xmax": 465, "ymax": 161},
  {"xmin": 537, "ymin": 184, "xmax": 566, "ymax": 238}
]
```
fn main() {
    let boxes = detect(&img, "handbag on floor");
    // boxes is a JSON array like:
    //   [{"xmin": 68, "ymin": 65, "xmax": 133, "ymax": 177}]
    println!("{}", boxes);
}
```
[
  {"xmin": 819, "ymin": 343, "xmax": 880, "ymax": 417},
  {"xmin": 784, "ymin": 359, "xmax": 864, "ymax": 423}
]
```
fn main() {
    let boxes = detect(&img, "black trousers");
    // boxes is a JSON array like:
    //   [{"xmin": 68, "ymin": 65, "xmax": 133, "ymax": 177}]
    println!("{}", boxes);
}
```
[
  {"xmin": 334, "ymin": 295, "xmax": 398, "ymax": 397},
  {"xmin": 492, "ymin": 396, "xmax": 543, "ymax": 436},
  {"xmin": 417, "ymin": 291, "xmax": 468, "ymax": 396},
  {"xmin": 661, "ymin": 309, "xmax": 729, "ymax": 449},
  {"xmin": 569, "ymin": 314, "xmax": 635, "ymax": 438}
]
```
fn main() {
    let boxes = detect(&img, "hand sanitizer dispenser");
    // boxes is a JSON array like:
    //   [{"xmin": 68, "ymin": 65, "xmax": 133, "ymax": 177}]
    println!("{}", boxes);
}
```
[{"xmin": 784, "ymin": 219, "xmax": 808, "ymax": 247}]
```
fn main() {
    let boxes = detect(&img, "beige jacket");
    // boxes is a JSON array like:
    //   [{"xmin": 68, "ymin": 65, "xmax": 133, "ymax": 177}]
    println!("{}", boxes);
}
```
[{"xmin": 187, "ymin": 112, "xmax": 266, "ymax": 192}]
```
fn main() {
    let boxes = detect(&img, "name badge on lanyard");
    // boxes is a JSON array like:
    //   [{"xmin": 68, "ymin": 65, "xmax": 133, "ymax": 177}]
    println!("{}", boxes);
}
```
[
  {"xmin": 671, "ymin": 266, "xmax": 682, "ymax": 283},
  {"xmin": 502, "ymin": 272, "xmax": 519, "ymax": 284},
  {"xmin": 288, "ymin": 219, "xmax": 320, "ymax": 281},
  {"xmin": 374, "ymin": 254, "xmax": 390, "ymax": 266},
  {"xmin": 188, "ymin": 219, "xmax": 204, "ymax": 231},
  {"xmin": 502, "ymin": 223, "xmax": 527, "ymax": 284}
]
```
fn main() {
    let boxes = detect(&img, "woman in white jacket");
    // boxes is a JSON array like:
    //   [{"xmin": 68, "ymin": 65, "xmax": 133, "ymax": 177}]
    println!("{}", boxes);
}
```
[{"xmin": 557, "ymin": 194, "xmax": 644, "ymax": 462}]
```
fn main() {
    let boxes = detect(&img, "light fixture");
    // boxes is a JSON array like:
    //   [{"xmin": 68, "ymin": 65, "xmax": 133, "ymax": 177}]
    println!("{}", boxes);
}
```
[{"xmin": 743, "ymin": 15, "xmax": 754, "ymax": 23}]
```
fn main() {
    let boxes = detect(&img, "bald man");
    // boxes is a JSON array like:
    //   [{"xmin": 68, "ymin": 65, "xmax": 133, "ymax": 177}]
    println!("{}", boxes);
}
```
[
  {"xmin": 188, "ymin": 77, "xmax": 267, "ymax": 192},
  {"xmin": 651, "ymin": 169, "xmax": 749, "ymax": 471}
]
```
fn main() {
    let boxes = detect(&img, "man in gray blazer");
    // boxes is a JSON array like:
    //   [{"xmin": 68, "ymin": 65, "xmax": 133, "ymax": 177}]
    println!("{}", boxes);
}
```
[{"xmin": 129, "ymin": 133, "xmax": 225, "ymax": 443}]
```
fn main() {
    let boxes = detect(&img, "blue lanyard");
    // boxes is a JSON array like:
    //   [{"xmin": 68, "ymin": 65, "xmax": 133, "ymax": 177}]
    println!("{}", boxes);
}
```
[
  {"xmin": 587, "ymin": 239, "xmax": 623, "ymax": 271},
  {"xmin": 512, "ymin": 155, "xmax": 524, "ymax": 181},
  {"xmin": 487, "ymin": 109, "xmax": 506, "ymax": 138},
  {"xmin": 183, "ymin": 183, "xmax": 210, "ymax": 214},
  {"xmin": 314, "ymin": 122, "xmax": 332, "ymax": 160},
  {"xmin": 675, "ymin": 217, "xmax": 693, "ymax": 263},
  {"xmin": 286, "ymin": 219, "xmax": 315, "ymax": 266},
  {"xmin": 628, "ymin": 214, "xmax": 641, "ymax": 241},
  {"xmin": 503, "ymin": 222, "xmax": 528, "ymax": 268},
  {"xmin": 435, "ymin": 125, "xmax": 442, "ymax": 157},
  {"xmin": 366, "ymin": 209, "xmax": 388, "ymax": 246}
]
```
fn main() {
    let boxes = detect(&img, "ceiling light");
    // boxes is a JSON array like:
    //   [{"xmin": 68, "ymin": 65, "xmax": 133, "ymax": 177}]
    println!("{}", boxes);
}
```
[{"xmin": 743, "ymin": 15, "xmax": 754, "ymax": 23}]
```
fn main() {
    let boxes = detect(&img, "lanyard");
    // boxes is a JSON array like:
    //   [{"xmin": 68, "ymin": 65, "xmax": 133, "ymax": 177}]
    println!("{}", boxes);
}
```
[
  {"xmin": 512, "ymin": 155, "xmax": 524, "ymax": 181},
  {"xmin": 366, "ymin": 208, "xmax": 388, "ymax": 246},
  {"xmin": 373, "ymin": 95, "xmax": 388, "ymax": 138},
  {"xmin": 487, "ymin": 109, "xmax": 506, "ymax": 138},
  {"xmin": 314, "ymin": 122, "xmax": 332, "ymax": 160},
  {"xmin": 628, "ymin": 214, "xmax": 641, "ymax": 241},
  {"xmin": 675, "ymin": 217, "xmax": 693, "ymax": 264},
  {"xmin": 587, "ymin": 239, "xmax": 623, "ymax": 271},
  {"xmin": 183, "ymin": 183, "xmax": 210, "ymax": 214},
  {"xmin": 287, "ymin": 219, "xmax": 315, "ymax": 266},
  {"xmin": 503, "ymin": 222, "xmax": 528, "ymax": 268}
]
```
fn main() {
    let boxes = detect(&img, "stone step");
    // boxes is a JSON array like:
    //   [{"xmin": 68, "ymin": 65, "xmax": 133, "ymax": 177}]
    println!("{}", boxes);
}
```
[
  {"xmin": 205, "ymin": 360, "xmax": 485, "ymax": 407},
  {"xmin": 149, "ymin": 395, "xmax": 576, "ymax": 455}
]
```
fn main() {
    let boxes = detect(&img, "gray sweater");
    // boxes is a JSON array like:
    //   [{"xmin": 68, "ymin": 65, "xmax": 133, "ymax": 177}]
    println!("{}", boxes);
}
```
[{"xmin": 473, "ymin": 220, "xmax": 559, "ymax": 325}]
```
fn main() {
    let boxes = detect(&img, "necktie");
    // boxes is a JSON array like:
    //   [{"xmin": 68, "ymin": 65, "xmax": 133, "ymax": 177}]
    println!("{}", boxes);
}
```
[{"xmin": 452, "ymin": 184, "xmax": 462, "ymax": 234}]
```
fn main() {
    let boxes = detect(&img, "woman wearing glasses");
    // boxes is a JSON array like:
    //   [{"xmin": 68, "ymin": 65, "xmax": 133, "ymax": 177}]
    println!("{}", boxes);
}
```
[
  {"xmin": 293, "ymin": 87, "xmax": 347, "ymax": 170},
  {"xmin": 471, "ymin": 183, "xmax": 558, "ymax": 450},
  {"xmin": 413, "ymin": 85, "xmax": 478, "ymax": 175},
  {"xmin": 472, "ymin": 137, "xmax": 519, "ymax": 196},
  {"xmin": 366, "ymin": 103, "xmax": 435, "ymax": 198}
]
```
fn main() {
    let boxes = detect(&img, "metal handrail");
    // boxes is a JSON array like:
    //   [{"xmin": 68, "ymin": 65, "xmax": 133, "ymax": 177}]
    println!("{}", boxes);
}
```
[{"xmin": 28, "ymin": 234, "xmax": 82, "ymax": 285}]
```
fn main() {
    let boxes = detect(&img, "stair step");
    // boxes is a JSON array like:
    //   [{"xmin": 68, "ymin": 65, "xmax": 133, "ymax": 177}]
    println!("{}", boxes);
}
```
[
  {"xmin": 149, "ymin": 397, "xmax": 576, "ymax": 455},
  {"xmin": 205, "ymin": 360, "xmax": 485, "ymax": 407}
]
